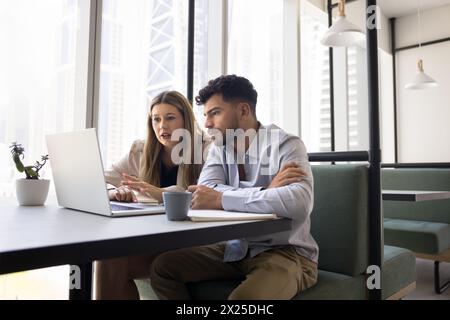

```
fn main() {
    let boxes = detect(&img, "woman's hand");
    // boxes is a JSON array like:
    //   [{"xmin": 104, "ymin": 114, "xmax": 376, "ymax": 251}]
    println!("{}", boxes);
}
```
[
  {"xmin": 120, "ymin": 173, "xmax": 164, "ymax": 203},
  {"xmin": 108, "ymin": 186, "xmax": 137, "ymax": 202}
]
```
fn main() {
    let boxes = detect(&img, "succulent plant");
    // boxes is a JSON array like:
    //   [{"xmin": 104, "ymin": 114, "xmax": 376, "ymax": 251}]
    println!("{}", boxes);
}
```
[{"xmin": 9, "ymin": 142, "xmax": 49, "ymax": 180}]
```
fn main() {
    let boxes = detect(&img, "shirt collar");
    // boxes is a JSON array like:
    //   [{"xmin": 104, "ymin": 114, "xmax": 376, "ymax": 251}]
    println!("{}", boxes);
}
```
[{"xmin": 223, "ymin": 122, "xmax": 268, "ymax": 162}]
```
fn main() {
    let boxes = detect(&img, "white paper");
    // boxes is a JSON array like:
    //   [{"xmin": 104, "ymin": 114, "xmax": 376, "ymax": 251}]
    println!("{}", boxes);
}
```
[{"xmin": 188, "ymin": 210, "xmax": 277, "ymax": 222}]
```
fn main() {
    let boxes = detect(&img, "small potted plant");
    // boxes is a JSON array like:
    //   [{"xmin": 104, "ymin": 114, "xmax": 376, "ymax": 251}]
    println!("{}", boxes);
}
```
[{"xmin": 10, "ymin": 142, "xmax": 50, "ymax": 206}]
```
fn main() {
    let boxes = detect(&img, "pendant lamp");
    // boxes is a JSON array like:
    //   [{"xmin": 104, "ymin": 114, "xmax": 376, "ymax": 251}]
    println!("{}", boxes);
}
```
[
  {"xmin": 321, "ymin": 0, "xmax": 365, "ymax": 47},
  {"xmin": 405, "ymin": 1, "xmax": 438, "ymax": 90}
]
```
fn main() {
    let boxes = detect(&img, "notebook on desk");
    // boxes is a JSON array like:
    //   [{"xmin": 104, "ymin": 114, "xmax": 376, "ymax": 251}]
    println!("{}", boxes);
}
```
[
  {"xmin": 134, "ymin": 192, "xmax": 159, "ymax": 204},
  {"xmin": 188, "ymin": 210, "xmax": 277, "ymax": 222}
]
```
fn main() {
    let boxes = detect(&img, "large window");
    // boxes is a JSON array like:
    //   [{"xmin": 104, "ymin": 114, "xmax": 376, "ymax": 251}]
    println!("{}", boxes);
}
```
[
  {"xmin": 0, "ymin": 0, "xmax": 90, "ymax": 299},
  {"xmin": 98, "ymin": 0, "xmax": 209, "ymax": 167},
  {"xmin": 98, "ymin": 0, "xmax": 188, "ymax": 166},
  {"xmin": 227, "ymin": 0, "xmax": 283, "ymax": 126},
  {"xmin": 300, "ymin": 1, "xmax": 331, "ymax": 152},
  {"xmin": 0, "ymin": 0, "xmax": 89, "ymax": 196},
  {"xmin": 300, "ymin": 1, "xmax": 369, "ymax": 153}
]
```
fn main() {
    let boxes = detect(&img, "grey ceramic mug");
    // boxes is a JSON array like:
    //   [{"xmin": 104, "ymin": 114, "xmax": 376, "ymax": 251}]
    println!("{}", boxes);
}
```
[{"xmin": 163, "ymin": 191, "xmax": 192, "ymax": 221}]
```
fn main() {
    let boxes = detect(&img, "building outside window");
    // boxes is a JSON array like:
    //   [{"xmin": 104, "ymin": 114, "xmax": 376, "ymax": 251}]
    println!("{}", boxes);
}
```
[
  {"xmin": 300, "ymin": 1, "xmax": 331, "ymax": 152},
  {"xmin": 227, "ymin": 0, "xmax": 283, "ymax": 127}
]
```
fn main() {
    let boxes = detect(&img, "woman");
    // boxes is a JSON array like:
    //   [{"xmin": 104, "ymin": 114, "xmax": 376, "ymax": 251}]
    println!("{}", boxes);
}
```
[{"xmin": 95, "ymin": 91, "xmax": 209, "ymax": 299}]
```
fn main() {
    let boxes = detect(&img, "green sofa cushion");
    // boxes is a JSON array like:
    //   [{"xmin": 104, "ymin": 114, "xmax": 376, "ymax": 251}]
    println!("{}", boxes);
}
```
[
  {"xmin": 184, "ymin": 271, "xmax": 368, "ymax": 300},
  {"xmin": 384, "ymin": 218, "xmax": 450, "ymax": 255},
  {"xmin": 298, "ymin": 245, "xmax": 415, "ymax": 300},
  {"xmin": 382, "ymin": 245, "xmax": 416, "ymax": 299},
  {"xmin": 382, "ymin": 169, "xmax": 450, "ymax": 224},
  {"xmin": 310, "ymin": 165, "xmax": 369, "ymax": 276},
  {"xmin": 295, "ymin": 271, "xmax": 366, "ymax": 300}
]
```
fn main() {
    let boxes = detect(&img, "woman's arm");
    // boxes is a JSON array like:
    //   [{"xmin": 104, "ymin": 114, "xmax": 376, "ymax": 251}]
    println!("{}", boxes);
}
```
[
  {"xmin": 121, "ymin": 173, "xmax": 165, "ymax": 203},
  {"xmin": 104, "ymin": 140, "xmax": 143, "ymax": 201}
]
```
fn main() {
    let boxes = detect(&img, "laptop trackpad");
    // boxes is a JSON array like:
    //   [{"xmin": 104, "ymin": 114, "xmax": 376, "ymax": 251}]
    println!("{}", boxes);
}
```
[{"xmin": 110, "ymin": 203, "xmax": 140, "ymax": 211}]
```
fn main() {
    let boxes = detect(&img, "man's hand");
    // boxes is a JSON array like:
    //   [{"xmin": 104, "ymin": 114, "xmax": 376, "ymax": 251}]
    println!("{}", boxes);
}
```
[
  {"xmin": 267, "ymin": 161, "xmax": 307, "ymax": 189},
  {"xmin": 188, "ymin": 185, "xmax": 223, "ymax": 210}
]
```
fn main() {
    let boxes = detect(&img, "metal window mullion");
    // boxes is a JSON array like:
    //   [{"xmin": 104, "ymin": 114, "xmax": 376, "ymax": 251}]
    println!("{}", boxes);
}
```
[
  {"xmin": 327, "ymin": 0, "xmax": 336, "ymax": 152},
  {"xmin": 206, "ymin": 0, "xmax": 228, "ymax": 80},
  {"xmin": 283, "ymin": 0, "xmax": 301, "ymax": 137},
  {"xmin": 222, "ymin": 0, "xmax": 228, "ymax": 75},
  {"xmin": 187, "ymin": 0, "xmax": 195, "ymax": 102},
  {"xmin": 86, "ymin": 0, "xmax": 103, "ymax": 129}
]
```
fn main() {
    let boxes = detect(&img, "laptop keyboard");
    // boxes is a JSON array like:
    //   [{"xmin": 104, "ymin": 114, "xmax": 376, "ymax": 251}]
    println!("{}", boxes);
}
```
[{"xmin": 110, "ymin": 204, "xmax": 138, "ymax": 211}]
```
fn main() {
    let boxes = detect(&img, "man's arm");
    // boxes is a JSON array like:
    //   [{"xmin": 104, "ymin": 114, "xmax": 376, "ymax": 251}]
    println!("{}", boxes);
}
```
[
  {"xmin": 220, "ymin": 137, "xmax": 313, "ymax": 221},
  {"xmin": 198, "ymin": 145, "xmax": 273, "ymax": 194},
  {"xmin": 198, "ymin": 145, "xmax": 262, "ymax": 193},
  {"xmin": 197, "ymin": 145, "xmax": 228, "ymax": 187}
]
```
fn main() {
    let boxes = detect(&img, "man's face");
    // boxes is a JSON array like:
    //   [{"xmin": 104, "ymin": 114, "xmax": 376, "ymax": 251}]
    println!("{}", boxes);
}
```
[{"xmin": 203, "ymin": 94, "xmax": 240, "ymax": 143}]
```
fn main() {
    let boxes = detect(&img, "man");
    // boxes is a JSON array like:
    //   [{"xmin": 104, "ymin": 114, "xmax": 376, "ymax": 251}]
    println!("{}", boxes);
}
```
[{"xmin": 149, "ymin": 75, "xmax": 318, "ymax": 300}]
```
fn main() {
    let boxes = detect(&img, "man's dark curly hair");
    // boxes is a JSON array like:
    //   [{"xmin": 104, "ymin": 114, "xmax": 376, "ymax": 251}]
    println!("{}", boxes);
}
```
[{"xmin": 195, "ymin": 75, "xmax": 258, "ymax": 116}]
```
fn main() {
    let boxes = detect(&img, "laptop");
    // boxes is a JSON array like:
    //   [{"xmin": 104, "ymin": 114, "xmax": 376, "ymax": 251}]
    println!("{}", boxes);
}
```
[{"xmin": 46, "ymin": 128, "xmax": 165, "ymax": 217}]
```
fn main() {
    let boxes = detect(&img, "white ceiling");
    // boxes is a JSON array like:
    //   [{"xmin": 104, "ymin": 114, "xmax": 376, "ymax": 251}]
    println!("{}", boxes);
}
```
[{"xmin": 378, "ymin": 0, "xmax": 450, "ymax": 18}]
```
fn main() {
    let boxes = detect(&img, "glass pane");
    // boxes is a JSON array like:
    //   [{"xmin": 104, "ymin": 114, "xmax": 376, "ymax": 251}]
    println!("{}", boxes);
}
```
[
  {"xmin": 98, "ymin": 0, "xmax": 189, "ymax": 167},
  {"xmin": 300, "ymin": 1, "xmax": 331, "ymax": 152},
  {"xmin": 0, "ymin": 0, "xmax": 90, "ymax": 299},
  {"xmin": 347, "ymin": 46, "xmax": 369, "ymax": 151},
  {"xmin": 227, "ymin": 0, "xmax": 283, "ymax": 126}
]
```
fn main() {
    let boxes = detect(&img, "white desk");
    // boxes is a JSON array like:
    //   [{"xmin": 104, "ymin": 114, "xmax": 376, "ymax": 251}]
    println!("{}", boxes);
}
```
[
  {"xmin": 382, "ymin": 190, "xmax": 450, "ymax": 202},
  {"xmin": 0, "ymin": 197, "xmax": 290, "ymax": 299}
]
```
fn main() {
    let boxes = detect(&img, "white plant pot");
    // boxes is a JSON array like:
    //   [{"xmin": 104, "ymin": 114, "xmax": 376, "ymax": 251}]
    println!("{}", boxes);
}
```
[{"xmin": 15, "ymin": 179, "xmax": 50, "ymax": 206}]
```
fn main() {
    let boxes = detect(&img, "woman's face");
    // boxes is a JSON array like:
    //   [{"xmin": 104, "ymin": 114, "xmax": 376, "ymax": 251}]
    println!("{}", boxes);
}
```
[{"xmin": 151, "ymin": 103, "xmax": 185, "ymax": 149}]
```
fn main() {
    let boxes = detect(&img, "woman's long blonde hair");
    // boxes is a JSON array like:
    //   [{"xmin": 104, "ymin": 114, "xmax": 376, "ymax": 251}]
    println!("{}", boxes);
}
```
[{"xmin": 139, "ymin": 91, "xmax": 204, "ymax": 189}]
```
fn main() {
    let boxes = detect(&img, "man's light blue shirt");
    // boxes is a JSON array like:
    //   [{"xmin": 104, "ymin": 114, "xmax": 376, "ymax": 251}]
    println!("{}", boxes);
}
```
[{"xmin": 198, "ymin": 124, "xmax": 319, "ymax": 263}]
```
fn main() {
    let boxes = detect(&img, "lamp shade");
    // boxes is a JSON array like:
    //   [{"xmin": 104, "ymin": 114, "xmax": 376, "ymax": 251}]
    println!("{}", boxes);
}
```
[
  {"xmin": 405, "ymin": 60, "xmax": 438, "ymax": 90},
  {"xmin": 321, "ymin": 15, "xmax": 365, "ymax": 48}
]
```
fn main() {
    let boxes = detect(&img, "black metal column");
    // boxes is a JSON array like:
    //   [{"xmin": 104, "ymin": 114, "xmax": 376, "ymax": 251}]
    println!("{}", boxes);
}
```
[
  {"xmin": 434, "ymin": 261, "xmax": 450, "ymax": 294},
  {"xmin": 187, "ymin": 0, "xmax": 195, "ymax": 102},
  {"xmin": 390, "ymin": 18, "xmax": 398, "ymax": 163},
  {"xmin": 366, "ymin": 0, "xmax": 383, "ymax": 301},
  {"xmin": 69, "ymin": 263, "xmax": 93, "ymax": 300},
  {"xmin": 327, "ymin": 0, "xmax": 335, "ymax": 153}
]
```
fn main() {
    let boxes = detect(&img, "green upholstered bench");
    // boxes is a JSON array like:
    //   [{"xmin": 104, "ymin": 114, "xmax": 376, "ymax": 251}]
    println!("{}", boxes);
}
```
[
  {"xmin": 382, "ymin": 168, "xmax": 450, "ymax": 294},
  {"xmin": 136, "ymin": 165, "xmax": 416, "ymax": 300},
  {"xmin": 179, "ymin": 245, "xmax": 415, "ymax": 300}
]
